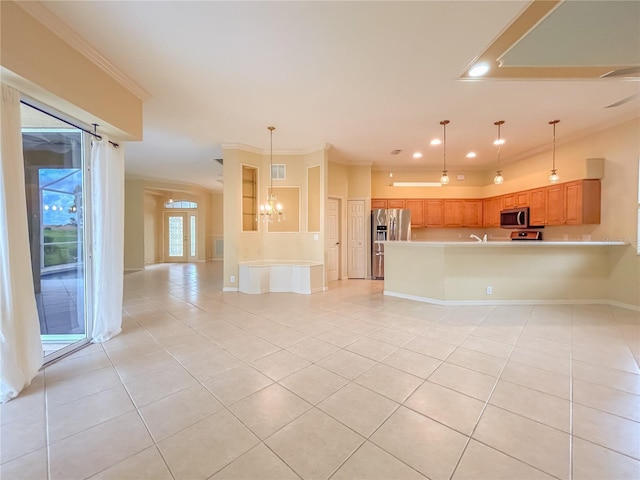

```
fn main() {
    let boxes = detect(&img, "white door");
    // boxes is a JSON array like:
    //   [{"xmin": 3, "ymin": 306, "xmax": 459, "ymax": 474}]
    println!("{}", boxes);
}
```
[
  {"xmin": 164, "ymin": 212, "xmax": 187, "ymax": 262},
  {"xmin": 347, "ymin": 200, "xmax": 365, "ymax": 278},
  {"xmin": 327, "ymin": 198, "xmax": 340, "ymax": 281}
]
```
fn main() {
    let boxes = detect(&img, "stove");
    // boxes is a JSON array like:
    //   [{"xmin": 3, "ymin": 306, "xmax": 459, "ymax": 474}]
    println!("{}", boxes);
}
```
[{"xmin": 510, "ymin": 230, "xmax": 542, "ymax": 241}]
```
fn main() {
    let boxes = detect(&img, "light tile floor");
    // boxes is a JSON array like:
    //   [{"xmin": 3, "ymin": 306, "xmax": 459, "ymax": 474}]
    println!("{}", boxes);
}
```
[{"xmin": 2, "ymin": 262, "xmax": 640, "ymax": 480}]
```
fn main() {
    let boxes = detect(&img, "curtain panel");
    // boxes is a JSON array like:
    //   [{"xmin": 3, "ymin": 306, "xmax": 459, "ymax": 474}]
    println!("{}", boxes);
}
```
[
  {"xmin": 90, "ymin": 135, "xmax": 125, "ymax": 342},
  {"xmin": 0, "ymin": 85, "xmax": 43, "ymax": 403}
]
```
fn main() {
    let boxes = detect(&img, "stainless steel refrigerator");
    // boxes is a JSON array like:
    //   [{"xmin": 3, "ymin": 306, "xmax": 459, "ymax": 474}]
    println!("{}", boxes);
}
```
[{"xmin": 371, "ymin": 208, "xmax": 411, "ymax": 279}]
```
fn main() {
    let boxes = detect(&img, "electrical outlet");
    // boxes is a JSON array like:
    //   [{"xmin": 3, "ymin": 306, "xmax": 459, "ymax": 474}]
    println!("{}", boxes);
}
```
[
  {"xmin": 486, "ymin": 286, "xmax": 493, "ymax": 295},
  {"xmin": 230, "ymin": 275, "xmax": 235, "ymax": 283}
]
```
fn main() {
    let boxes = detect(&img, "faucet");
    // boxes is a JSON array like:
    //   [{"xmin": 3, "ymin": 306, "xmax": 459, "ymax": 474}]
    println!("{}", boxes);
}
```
[{"xmin": 470, "ymin": 234, "xmax": 483, "ymax": 242}]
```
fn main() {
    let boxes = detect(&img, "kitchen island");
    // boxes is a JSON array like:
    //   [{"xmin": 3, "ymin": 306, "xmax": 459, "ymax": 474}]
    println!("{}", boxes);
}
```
[{"xmin": 382, "ymin": 240, "xmax": 629, "ymax": 305}]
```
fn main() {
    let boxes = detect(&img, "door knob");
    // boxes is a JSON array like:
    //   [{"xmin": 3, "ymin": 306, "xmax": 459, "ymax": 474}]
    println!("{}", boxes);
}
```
[{"xmin": 336, "ymin": 242, "xmax": 340, "ymax": 245}]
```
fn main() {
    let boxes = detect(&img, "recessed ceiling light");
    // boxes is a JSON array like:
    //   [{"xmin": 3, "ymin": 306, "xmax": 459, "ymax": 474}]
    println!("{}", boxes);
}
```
[
  {"xmin": 412, "ymin": 152, "xmax": 423, "ymax": 159},
  {"xmin": 466, "ymin": 152, "xmax": 476, "ymax": 158},
  {"xmin": 430, "ymin": 139, "xmax": 441, "ymax": 146},
  {"xmin": 469, "ymin": 63, "xmax": 490, "ymax": 77}
]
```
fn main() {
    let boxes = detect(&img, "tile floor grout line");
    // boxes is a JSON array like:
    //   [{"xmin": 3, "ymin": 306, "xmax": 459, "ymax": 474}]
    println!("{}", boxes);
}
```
[
  {"xmin": 447, "ymin": 305, "xmax": 547, "ymax": 480},
  {"xmin": 569, "ymin": 305, "xmax": 575, "ymax": 480}
]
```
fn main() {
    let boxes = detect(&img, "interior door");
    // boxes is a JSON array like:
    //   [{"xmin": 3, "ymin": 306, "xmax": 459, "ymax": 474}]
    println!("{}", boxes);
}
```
[
  {"xmin": 327, "ymin": 198, "xmax": 340, "ymax": 282},
  {"xmin": 347, "ymin": 200, "xmax": 365, "ymax": 278},
  {"xmin": 164, "ymin": 212, "xmax": 187, "ymax": 262}
]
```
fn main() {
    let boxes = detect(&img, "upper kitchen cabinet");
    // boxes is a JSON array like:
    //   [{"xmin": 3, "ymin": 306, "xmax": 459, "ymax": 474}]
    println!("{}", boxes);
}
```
[
  {"xmin": 463, "ymin": 200, "xmax": 483, "ymax": 227},
  {"xmin": 371, "ymin": 199, "xmax": 387, "ymax": 209},
  {"xmin": 424, "ymin": 199, "xmax": 444, "ymax": 227},
  {"xmin": 387, "ymin": 199, "xmax": 406, "ymax": 209},
  {"xmin": 443, "ymin": 200, "xmax": 464, "ymax": 227},
  {"xmin": 482, "ymin": 196, "xmax": 503, "ymax": 227},
  {"xmin": 529, "ymin": 188, "xmax": 547, "ymax": 226},
  {"xmin": 545, "ymin": 184, "xmax": 564, "ymax": 225},
  {"xmin": 405, "ymin": 199, "xmax": 424, "ymax": 227},
  {"xmin": 565, "ymin": 179, "xmax": 601, "ymax": 225},
  {"xmin": 504, "ymin": 191, "xmax": 529, "ymax": 209}
]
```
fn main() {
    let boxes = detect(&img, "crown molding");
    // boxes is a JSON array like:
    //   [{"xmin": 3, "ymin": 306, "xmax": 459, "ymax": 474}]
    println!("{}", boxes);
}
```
[
  {"xmin": 17, "ymin": 1, "xmax": 151, "ymax": 101},
  {"xmin": 220, "ymin": 142, "xmax": 331, "ymax": 156}
]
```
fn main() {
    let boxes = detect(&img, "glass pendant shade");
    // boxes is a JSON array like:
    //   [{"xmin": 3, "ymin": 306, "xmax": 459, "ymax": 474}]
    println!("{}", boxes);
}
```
[
  {"xmin": 440, "ymin": 171, "xmax": 450, "ymax": 185},
  {"xmin": 549, "ymin": 170, "xmax": 560, "ymax": 183},
  {"xmin": 494, "ymin": 171, "xmax": 504, "ymax": 184}
]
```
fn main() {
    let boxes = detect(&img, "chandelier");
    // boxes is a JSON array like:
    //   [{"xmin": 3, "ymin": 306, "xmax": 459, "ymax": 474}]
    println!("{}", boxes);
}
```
[{"xmin": 259, "ymin": 126, "xmax": 284, "ymax": 223}]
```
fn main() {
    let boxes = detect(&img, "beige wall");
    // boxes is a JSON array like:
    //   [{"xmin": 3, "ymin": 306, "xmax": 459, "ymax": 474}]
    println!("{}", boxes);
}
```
[
  {"xmin": 223, "ymin": 146, "xmax": 327, "ymax": 289},
  {"xmin": 0, "ymin": 1, "xmax": 142, "ymax": 140},
  {"xmin": 124, "ymin": 179, "xmax": 145, "ymax": 271}
]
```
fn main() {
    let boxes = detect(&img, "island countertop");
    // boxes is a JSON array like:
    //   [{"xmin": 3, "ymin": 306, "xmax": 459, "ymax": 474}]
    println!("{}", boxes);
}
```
[{"xmin": 380, "ymin": 240, "xmax": 628, "ymax": 247}]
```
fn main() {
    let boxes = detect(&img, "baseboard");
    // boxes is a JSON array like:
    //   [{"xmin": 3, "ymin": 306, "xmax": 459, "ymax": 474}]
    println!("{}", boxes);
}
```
[
  {"xmin": 383, "ymin": 290, "xmax": 639, "ymax": 311},
  {"xmin": 222, "ymin": 287, "xmax": 239, "ymax": 292},
  {"xmin": 124, "ymin": 267, "xmax": 144, "ymax": 273}
]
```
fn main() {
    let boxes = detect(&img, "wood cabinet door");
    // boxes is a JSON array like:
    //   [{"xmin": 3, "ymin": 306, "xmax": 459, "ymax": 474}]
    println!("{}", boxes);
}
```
[
  {"xmin": 463, "ymin": 200, "xmax": 483, "ymax": 227},
  {"xmin": 443, "ymin": 200, "xmax": 464, "ymax": 227},
  {"xmin": 529, "ymin": 188, "xmax": 547, "ymax": 226},
  {"xmin": 371, "ymin": 199, "xmax": 387, "ymax": 209},
  {"xmin": 387, "ymin": 199, "xmax": 405, "ymax": 209},
  {"xmin": 546, "ymin": 184, "xmax": 565, "ymax": 225},
  {"xmin": 564, "ymin": 182, "xmax": 581, "ymax": 224},
  {"xmin": 405, "ymin": 199, "xmax": 424, "ymax": 227},
  {"xmin": 482, "ymin": 196, "xmax": 503, "ymax": 227},
  {"xmin": 503, "ymin": 194, "xmax": 515, "ymax": 209},
  {"xmin": 515, "ymin": 191, "xmax": 530, "ymax": 207},
  {"xmin": 424, "ymin": 199, "xmax": 444, "ymax": 227}
]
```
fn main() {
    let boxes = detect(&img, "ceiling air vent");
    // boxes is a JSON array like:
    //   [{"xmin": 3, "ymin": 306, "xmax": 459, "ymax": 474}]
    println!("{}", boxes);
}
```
[{"xmin": 390, "ymin": 149, "xmax": 402, "ymax": 155}]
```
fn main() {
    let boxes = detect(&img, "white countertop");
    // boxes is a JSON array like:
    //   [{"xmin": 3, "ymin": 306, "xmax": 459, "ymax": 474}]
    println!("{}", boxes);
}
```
[{"xmin": 381, "ymin": 240, "xmax": 628, "ymax": 247}]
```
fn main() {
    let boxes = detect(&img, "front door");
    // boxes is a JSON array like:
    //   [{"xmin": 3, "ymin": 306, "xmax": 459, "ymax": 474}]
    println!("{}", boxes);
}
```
[{"xmin": 164, "ymin": 212, "xmax": 187, "ymax": 262}]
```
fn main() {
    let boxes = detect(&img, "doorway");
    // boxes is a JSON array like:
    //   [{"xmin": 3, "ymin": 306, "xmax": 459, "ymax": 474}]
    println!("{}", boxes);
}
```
[
  {"xmin": 164, "ymin": 211, "xmax": 197, "ymax": 262},
  {"xmin": 347, "ymin": 200, "xmax": 366, "ymax": 278},
  {"xmin": 22, "ymin": 103, "xmax": 93, "ymax": 361},
  {"xmin": 327, "ymin": 197, "xmax": 341, "ymax": 282}
]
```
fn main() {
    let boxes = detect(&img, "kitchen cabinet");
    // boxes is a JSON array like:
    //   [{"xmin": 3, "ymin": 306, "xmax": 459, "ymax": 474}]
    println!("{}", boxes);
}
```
[
  {"xmin": 405, "ymin": 199, "xmax": 424, "ymax": 227},
  {"xmin": 463, "ymin": 200, "xmax": 483, "ymax": 227},
  {"xmin": 370, "ymin": 179, "xmax": 600, "ymax": 229},
  {"xmin": 546, "ymin": 184, "xmax": 564, "ymax": 225},
  {"xmin": 443, "ymin": 200, "xmax": 464, "ymax": 227},
  {"xmin": 529, "ymin": 188, "xmax": 547, "ymax": 226},
  {"xmin": 387, "ymin": 199, "xmax": 405, "ymax": 209},
  {"xmin": 424, "ymin": 199, "xmax": 444, "ymax": 227},
  {"xmin": 371, "ymin": 199, "xmax": 387, "ymax": 209},
  {"xmin": 504, "ymin": 191, "xmax": 529, "ymax": 209},
  {"xmin": 565, "ymin": 179, "xmax": 601, "ymax": 224},
  {"xmin": 482, "ymin": 196, "xmax": 503, "ymax": 227}
]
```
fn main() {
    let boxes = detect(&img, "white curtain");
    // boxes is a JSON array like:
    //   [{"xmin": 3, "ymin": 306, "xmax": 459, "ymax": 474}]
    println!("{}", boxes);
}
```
[
  {"xmin": 90, "ymin": 135, "xmax": 125, "ymax": 342},
  {"xmin": 0, "ymin": 85, "xmax": 43, "ymax": 403}
]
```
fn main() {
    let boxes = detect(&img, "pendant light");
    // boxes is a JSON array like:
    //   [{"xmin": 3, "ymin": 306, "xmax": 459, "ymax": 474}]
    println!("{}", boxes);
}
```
[
  {"xmin": 439, "ymin": 120, "xmax": 450, "ymax": 185},
  {"xmin": 493, "ymin": 120, "xmax": 505, "ymax": 185},
  {"xmin": 259, "ymin": 126, "xmax": 284, "ymax": 223},
  {"xmin": 548, "ymin": 120, "xmax": 560, "ymax": 183},
  {"xmin": 169, "ymin": 192, "xmax": 174, "ymax": 203}
]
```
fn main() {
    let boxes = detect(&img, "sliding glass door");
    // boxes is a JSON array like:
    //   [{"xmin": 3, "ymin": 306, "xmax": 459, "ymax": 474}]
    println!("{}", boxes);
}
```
[{"xmin": 21, "ymin": 102, "xmax": 93, "ymax": 362}]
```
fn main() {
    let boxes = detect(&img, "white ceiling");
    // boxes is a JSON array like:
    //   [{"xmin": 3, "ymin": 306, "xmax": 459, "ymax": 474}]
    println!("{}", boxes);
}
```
[{"xmin": 35, "ymin": 1, "xmax": 640, "ymax": 191}]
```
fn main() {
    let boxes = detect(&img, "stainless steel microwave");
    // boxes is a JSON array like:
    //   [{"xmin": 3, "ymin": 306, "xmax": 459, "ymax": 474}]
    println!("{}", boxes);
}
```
[{"xmin": 500, "ymin": 207, "xmax": 529, "ymax": 228}]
